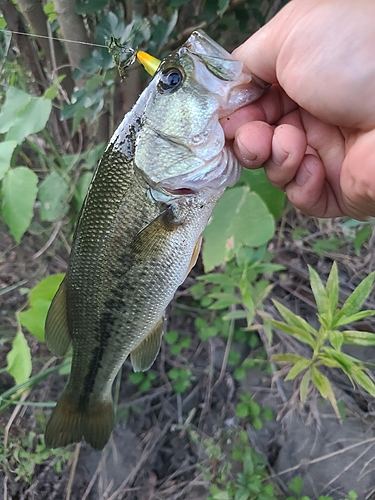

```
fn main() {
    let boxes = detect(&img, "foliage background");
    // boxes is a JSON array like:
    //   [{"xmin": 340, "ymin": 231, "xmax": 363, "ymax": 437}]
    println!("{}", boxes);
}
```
[{"xmin": 2, "ymin": 1, "xmax": 375, "ymax": 499}]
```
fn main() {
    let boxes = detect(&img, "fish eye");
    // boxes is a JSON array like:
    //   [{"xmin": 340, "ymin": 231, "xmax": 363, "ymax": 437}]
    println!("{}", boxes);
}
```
[{"xmin": 158, "ymin": 68, "xmax": 184, "ymax": 93}]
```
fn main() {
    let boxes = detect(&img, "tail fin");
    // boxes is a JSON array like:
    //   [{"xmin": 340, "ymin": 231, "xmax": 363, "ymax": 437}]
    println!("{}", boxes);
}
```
[{"xmin": 45, "ymin": 392, "xmax": 114, "ymax": 450}]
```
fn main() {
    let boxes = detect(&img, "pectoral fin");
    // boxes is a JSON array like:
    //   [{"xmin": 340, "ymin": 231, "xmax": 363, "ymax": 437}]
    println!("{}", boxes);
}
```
[
  {"xmin": 182, "ymin": 235, "xmax": 202, "ymax": 283},
  {"xmin": 130, "ymin": 317, "xmax": 165, "ymax": 372},
  {"xmin": 131, "ymin": 207, "xmax": 181, "ymax": 258},
  {"xmin": 45, "ymin": 278, "xmax": 71, "ymax": 356}
]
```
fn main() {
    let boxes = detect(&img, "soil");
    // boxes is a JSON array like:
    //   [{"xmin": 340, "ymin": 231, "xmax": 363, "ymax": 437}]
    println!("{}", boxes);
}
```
[{"xmin": 2, "ymin": 211, "xmax": 375, "ymax": 500}]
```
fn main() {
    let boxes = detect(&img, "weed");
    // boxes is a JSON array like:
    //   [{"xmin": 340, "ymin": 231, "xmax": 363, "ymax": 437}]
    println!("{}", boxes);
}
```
[
  {"xmin": 267, "ymin": 262, "xmax": 375, "ymax": 417},
  {"xmin": 128, "ymin": 370, "xmax": 158, "ymax": 392},
  {"xmin": 1, "ymin": 430, "xmax": 71, "ymax": 484}
]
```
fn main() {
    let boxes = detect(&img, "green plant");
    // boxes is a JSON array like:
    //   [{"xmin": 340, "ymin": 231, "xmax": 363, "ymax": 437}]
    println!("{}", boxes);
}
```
[
  {"xmin": 128, "ymin": 370, "xmax": 158, "ymax": 392},
  {"xmin": 235, "ymin": 393, "xmax": 274, "ymax": 430},
  {"xmin": 268, "ymin": 262, "xmax": 375, "ymax": 417},
  {"xmin": 168, "ymin": 366, "xmax": 194, "ymax": 394},
  {"xmin": 203, "ymin": 428, "xmax": 275, "ymax": 500},
  {"xmin": 286, "ymin": 475, "xmax": 358, "ymax": 500},
  {"xmin": 165, "ymin": 330, "xmax": 191, "ymax": 355},
  {"xmin": 1, "ymin": 430, "xmax": 71, "ymax": 484}
]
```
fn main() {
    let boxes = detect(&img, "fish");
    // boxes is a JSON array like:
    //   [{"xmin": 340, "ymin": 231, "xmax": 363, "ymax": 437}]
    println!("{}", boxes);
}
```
[{"xmin": 44, "ymin": 30, "xmax": 268, "ymax": 450}]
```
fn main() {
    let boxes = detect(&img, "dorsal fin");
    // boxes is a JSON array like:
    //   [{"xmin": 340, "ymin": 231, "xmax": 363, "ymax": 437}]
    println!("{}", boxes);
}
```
[{"xmin": 45, "ymin": 278, "xmax": 71, "ymax": 356}]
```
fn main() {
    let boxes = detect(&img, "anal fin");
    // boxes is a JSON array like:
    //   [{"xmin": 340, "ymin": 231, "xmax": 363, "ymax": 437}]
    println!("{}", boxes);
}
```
[
  {"xmin": 130, "ymin": 317, "xmax": 165, "ymax": 372},
  {"xmin": 45, "ymin": 278, "xmax": 71, "ymax": 357}
]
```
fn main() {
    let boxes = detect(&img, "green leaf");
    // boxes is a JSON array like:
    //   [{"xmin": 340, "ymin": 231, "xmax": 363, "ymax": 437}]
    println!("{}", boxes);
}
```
[
  {"xmin": 272, "ymin": 353, "xmax": 310, "ymax": 364},
  {"xmin": 308, "ymin": 265, "xmax": 328, "ymax": 317},
  {"xmin": 76, "ymin": 0, "xmax": 107, "ymax": 15},
  {"xmin": 351, "ymin": 368, "xmax": 375, "ymax": 397},
  {"xmin": 6, "ymin": 97, "xmax": 52, "ymax": 144},
  {"xmin": 73, "ymin": 171, "xmax": 93, "ymax": 210},
  {"xmin": 38, "ymin": 171, "xmax": 70, "ymax": 221},
  {"xmin": 240, "ymin": 168, "xmax": 286, "ymax": 218},
  {"xmin": 0, "ymin": 87, "xmax": 32, "ymax": 133},
  {"xmin": 19, "ymin": 274, "xmax": 65, "ymax": 341},
  {"xmin": 43, "ymin": 76, "xmax": 66, "ymax": 100},
  {"xmin": 326, "ymin": 262, "xmax": 339, "ymax": 313},
  {"xmin": 317, "ymin": 354, "xmax": 342, "ymax": 369},
  {"xmin": 342, "ymin": 330, "xmax": 375, "ymax": 346},
  {"xmin": 320, "ymin": 348, "xmax": 359, "ymax": 382},
  {"xmin": 266, "ymin": 319, "xmax": 315, "ymax": 348},
  {"xmin": 223, "ymin": 310, "xmax": 248, "ymax": 320},
  {"xmin": 217, "ymin": 0, "xmax": 230, "ymax": 16},
  {"xmin": 197, "ymin": 272, "xmax": 237, "ymax": 286},
  {"xmin": 1, "ymin": 167, "xmax": 38, "ymax": 242},
  {"xmin": 334, "ymin": 309, "xmax": 375, "ymax": 327},
  {"xmin": 284, "ymin": 359, "xmax": 310, "ymax": 381},
  {"xmin": 29, "ymin": 274, "xmax": 65, "ymax": 305},
  {"xmin": 288, "ymin": 476, "xmax": 303, "ymax": 495},
  {"xmin": 236, "ymin": 402, "xmax": 250, "ymax": 418},
  {"xmin": 0, "ymin": 140, "xmax": 17, "ymax": 180},
  {"xmin": 328, "ymin": 330, "xmax": 343, "ymax": 351},
  {"xmin": 272, "ymin": 300, "xmax": 318, "ymax": 336},
  {"xmin": 19, "ymin": 299, "xmax": 51, "ymax": 341},
  {"xmin": 203, "ymin": 187, "xmax": 274, "ymax": 271},
  {"xmin": 311, "ymin": 366, "xmax": 340, "ymax": 419},
  {"xmin": 354, "ymin": 225, "xmax": 372, "ymax": 254},
  {"xmin": 334, "ymin": 272, "xmax": 375, "ymax": 324},
  {"xmin": 165, "ymin": 330, "xmax": 178, "ymax": 344},
  {"xmin": 6, "ymin": 329, "xmax": 32, "ymax": 385}
]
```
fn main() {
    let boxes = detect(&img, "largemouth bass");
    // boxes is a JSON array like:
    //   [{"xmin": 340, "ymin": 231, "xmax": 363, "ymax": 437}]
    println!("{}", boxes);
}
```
[{"xmin": 44, "ymin": 30, "xmax": 268, "ymax": 450}]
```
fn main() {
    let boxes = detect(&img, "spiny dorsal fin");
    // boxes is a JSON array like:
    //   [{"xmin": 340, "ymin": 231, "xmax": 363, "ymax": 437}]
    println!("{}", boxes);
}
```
[
  {"xmin": 45, "ymin": 278, "xmax": 71, "ymax": 357},
  {"xmin": 130, "ymin": 317, "xmax": 165, "ymax": 372}
]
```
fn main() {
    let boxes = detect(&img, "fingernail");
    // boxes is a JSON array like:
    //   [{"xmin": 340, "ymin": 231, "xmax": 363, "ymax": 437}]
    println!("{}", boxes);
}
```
[
  {"xmin": 237, "ymin": 138, "xmax": 257, "ymax": 163},
  {"xmin": 295, "ymin": 164, "xmax": 310, "ymax": 186},
  {"xmin": 271, "ymin": 136, "xmax": 288, "ymax": 166}
]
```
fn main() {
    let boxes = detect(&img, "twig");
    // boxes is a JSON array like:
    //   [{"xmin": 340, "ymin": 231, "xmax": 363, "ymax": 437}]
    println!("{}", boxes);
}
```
[
  {"xmin": 65, "ymin": 443, "xmax": 81, "ymax": 500},
  {"xmin": 258, "ymin": 325, "xmax": 288, "ymax": 403},
  {"xmin": 213, "ymin": 317, "xmax": 235, "ymax": 390},
  {"xmin": 198, "ymin": 338, "xmax": 215, "ymax": 428},
  {"xmin": 0, "ymin": 279, "xmax": 28, "ymax": 297},
  {"xmin": 81, "ymin": 447, "xmax": 109, "ymax": 500},
  {"xmin": 32, "ymin": 220, "xmax": 62, "ymax": 259},
  {"xmin": 3, "ymin": 475, "xmax": 7, "ymax": 500},
  {"xmin": 271, "ymin": 437, "xmax": 375, "ymax": 478},
  {"xmin": 105, "ymin": 417, "xmax": 174, "ymax": 500},
  {"xmin": 323, "ymin": 441, "xmax": 375, "ymax": 493},
  {"xmin": 4, "ymin": 391, "xmax": 30, "ymax": 452}
]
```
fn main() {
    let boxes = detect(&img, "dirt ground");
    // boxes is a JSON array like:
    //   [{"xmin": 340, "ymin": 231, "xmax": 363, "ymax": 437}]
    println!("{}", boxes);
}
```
[{"xmin": 2, "ymin": 210, "xmax": 375, "ymax": 500}]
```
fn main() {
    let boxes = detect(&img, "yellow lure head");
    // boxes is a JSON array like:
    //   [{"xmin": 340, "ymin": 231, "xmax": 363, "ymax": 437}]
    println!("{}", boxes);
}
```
[{"xmin": 136, "ymin": 51, "xmax": 161, "ymax": 76}]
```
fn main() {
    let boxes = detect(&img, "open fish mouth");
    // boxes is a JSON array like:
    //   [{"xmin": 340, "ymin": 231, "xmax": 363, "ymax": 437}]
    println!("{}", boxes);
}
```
[{"xmin": 163, "ymin": 187, "xmax": 196, "ymax": 196}]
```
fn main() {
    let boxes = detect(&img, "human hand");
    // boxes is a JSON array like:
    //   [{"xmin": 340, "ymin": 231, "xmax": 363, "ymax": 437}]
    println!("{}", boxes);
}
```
[{"xmin": 223, "ymin": 0, "xmax": 375, "ymax": 220}]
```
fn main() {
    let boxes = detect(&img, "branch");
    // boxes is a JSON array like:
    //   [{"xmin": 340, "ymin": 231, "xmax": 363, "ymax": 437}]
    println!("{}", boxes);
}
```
[
  {"xmin": 53, "ymin": 0, "xmax": 92, "ymax": 70},
  {"xmin": 17, "ymin": 0, "xmax": 74, "ymax": 96}
]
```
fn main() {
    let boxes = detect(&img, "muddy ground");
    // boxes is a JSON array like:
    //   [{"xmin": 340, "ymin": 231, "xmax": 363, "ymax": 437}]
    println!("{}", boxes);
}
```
[{"xmin": 2, "ymin": 211, "xmax": 375, "ymax": 500}]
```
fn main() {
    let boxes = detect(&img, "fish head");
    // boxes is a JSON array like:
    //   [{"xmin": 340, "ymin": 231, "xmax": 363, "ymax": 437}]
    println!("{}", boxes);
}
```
[{"xmin": 117, "ymin": 30, "xmax": 269, "ymax": 196}]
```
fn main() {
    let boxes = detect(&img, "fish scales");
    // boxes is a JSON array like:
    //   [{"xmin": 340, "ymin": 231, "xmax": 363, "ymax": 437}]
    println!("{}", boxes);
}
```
[{"xmin": 44, "ymin": 30, "xmax": 268, "ymax": 449}]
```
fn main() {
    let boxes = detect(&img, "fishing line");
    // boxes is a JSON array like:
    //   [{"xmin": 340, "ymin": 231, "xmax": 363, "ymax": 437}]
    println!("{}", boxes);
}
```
[{"xmin": 0, "ymin": 29, "xmax": 107, "ymax": 49}]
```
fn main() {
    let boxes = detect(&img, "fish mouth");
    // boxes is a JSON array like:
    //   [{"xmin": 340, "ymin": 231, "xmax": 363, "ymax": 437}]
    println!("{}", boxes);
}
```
[{"xmin": 162, "ymin": 187, "xmax": 196, "ymax": 196}]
